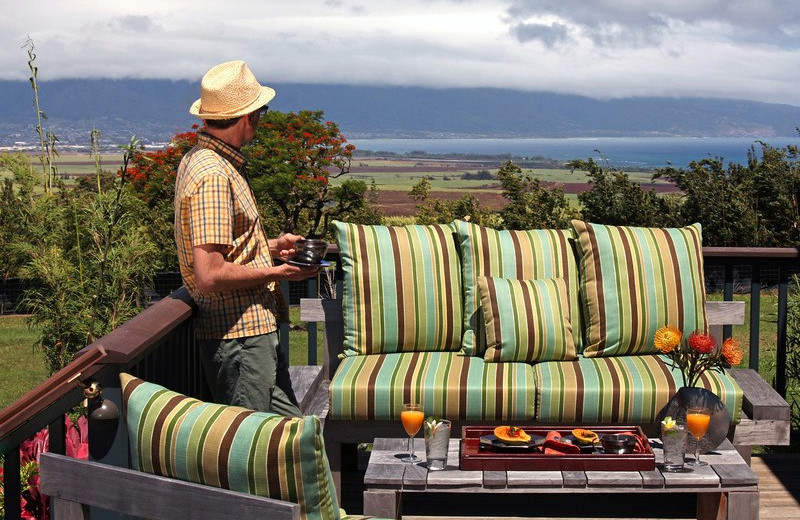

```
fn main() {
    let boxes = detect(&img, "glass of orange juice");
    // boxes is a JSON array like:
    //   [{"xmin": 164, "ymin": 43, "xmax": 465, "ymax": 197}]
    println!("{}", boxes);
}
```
[
  {"xmin": 400, "ymin": 402, "xmax": 424, "ymax": 463},
  {"xmin": 686, "ymin": 406, "xmax": 711, "ymax": 467}
]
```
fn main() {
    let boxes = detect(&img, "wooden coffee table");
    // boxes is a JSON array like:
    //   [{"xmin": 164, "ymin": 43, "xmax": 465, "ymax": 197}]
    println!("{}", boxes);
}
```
[{"xmin": 363, "ymin": 437, "xmax": 759, "ymax": 520}]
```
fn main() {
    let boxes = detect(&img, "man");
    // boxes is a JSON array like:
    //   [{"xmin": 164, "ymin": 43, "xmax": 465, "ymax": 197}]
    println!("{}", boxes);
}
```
[{"xmin": 175, "ymin": 60, "xmax": 317, "ymax": 416}]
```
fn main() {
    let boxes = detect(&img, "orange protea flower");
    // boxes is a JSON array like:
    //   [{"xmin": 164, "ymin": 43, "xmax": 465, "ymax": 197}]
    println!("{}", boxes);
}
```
[
  {"xmin": 688, "ymin": 331, "xmax": 716, "ymax": 354},
  {"xmin": 654, "ymin": 326, "xmax": 682, "ymax": 353},
  {"xmin": 721, "ymin": 338, "xmax": 744, "ymax": 366}
]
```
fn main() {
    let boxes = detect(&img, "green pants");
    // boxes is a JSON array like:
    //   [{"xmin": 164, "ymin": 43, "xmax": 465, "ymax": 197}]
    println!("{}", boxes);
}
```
[{"xmin": 199, "ymin": 332, "xmax": 301, "ymax": 417}]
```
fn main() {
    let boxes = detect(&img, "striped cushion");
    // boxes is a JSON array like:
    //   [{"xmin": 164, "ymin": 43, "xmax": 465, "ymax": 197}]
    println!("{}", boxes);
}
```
[
  {"xmin": 534, "ymin": 355, "xmax": 743, "ymax": 424},
  {"xmin": 329, "ymin": 351, "xmax": 536, "ymax": 421},
  {"xmin": 335, "ymin": 221, "xmax": 463, "ymax": 355},
  {"xmin": 478, "ymin": 276, "xmax": 577, "ymax": 363},
  {"xmin": 454, "ymin": 220, "xmax": 583, "ymax": 356},
  {"xmin": 572, "ymin": 221, "xmax": 707, "ymax": 357},
  {"xmin": 120, "ymin": 373, "xmax": 341, "ymax": 520}
]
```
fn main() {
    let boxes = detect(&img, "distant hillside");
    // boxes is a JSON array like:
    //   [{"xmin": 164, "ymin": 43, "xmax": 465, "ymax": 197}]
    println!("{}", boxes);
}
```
[{"xmin": 1, "ymin": 79, "xmax": 799, "ymax": 147}]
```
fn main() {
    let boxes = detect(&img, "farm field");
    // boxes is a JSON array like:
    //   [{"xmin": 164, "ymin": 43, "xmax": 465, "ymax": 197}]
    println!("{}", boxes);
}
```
[{"xmin": 2, "ymin": 152, "xmax": 675, "ymax": 216}]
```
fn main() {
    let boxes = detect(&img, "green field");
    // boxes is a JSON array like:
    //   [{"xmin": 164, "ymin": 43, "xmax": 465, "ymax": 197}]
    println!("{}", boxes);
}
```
[
  {"xmin": 1, "ymin": 152, "xmax": 669, "ymax": 195},
  {"xmin": 0, "ymin": 316, "xmax": 48, "ymax": 409}
]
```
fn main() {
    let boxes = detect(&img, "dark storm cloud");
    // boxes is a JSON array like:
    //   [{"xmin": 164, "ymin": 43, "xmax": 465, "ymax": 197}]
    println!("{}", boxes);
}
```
[
  {"xmin": 505, "ymin": 0, "xmax": 800, "ymax": 49},
  {"xmin": 510, "ymin": 20, "xmax": 569, "ymax": 47}
]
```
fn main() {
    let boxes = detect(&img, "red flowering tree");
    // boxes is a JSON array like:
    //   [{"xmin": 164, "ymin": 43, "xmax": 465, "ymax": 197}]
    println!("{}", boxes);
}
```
[
  {"xmin": 244, "ymin": 110, "xmax": 376, "ymax": 237},
  {"xmin": 128, "ymin": 127, "xmax": 199, "ymax": 205},
  {"xmin": 125, "ymin": 127, "xmax": 199, "ymax": 270}
]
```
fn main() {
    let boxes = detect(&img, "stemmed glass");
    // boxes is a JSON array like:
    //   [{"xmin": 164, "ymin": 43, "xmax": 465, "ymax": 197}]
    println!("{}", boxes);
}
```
[
  {"xmin": 400, "ymin": 403, "xmax": 424, "ymax": 463},
  {"xmin": 686, "ymin": 406, "xmax": 711, "ymax": 467}
]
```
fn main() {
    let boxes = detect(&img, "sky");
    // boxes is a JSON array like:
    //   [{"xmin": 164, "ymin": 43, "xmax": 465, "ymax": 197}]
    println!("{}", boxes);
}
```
[{"xmin": 2, "ymin": 0, "xmax": 800, "ymax": 106}]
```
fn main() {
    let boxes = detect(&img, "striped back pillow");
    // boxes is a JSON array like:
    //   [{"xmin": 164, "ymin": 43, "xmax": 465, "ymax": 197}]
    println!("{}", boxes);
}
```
[
  {"xmin": 335, "ymin": 221, "xmax": 463, "ymax": 356},
  {"xmin": 454, "ymin": 220, "xmax": 583, "ymax": 356},
  {"xmin": 478, "ymin": 276, "xmax": 577, "ymax": 363},
  {"xmin": 571, "ymin": 220, "xmax": 707, "ymax": 357},
  {"xmin": 120, "ymin": 373, "xmax": 341, "ymax": 520}
]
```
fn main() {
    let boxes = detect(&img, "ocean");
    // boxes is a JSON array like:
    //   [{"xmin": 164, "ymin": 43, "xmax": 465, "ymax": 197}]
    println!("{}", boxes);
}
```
[{"xmin": 349, "ymin": 136, "xmax": 799, "ymax": 169}]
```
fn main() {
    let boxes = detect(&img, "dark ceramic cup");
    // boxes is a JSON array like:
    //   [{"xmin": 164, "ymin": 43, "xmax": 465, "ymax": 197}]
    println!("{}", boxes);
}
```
[{"xmin": 292, "ymin": 238, "xmax": 329, "ymax": 264}]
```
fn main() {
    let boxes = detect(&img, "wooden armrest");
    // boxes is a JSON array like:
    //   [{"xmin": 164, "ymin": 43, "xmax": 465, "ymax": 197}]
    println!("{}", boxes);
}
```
[{"xmin": 40, "ymin": 453, "xmax": 300, "ymax": 520}]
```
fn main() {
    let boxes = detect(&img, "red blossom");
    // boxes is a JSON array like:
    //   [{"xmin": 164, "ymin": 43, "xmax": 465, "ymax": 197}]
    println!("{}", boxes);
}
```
[{"xmin": 688, "ymin": 332, "xmax": 716, "ymax": 354}]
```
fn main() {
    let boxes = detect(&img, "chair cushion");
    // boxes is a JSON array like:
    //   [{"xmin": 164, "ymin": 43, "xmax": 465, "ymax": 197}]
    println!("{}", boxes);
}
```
[
  {"xmin": 534, "ymin": 355, "xmax": 743, "ymax": 424},
  {"xmin": 120, "ymin": 373, "xmax": 341, "ymax": 520},
  {"xmin": 329, "ymin": 351, "xmax": 536, "ymax": 421},
  {"xmin": 334, "ymin": 221, "xmax": 463, "ymax": 356},
  {"xmin": 454, "ymin": 219, "xmax": 583, "ymax": 356},
  {"xmin": 571, "ymin": 220, "xmax": 708, "ymax": 357},
  {"xmin": 478, "ymin": 276, "xmax": 577, "ymax": 363}
]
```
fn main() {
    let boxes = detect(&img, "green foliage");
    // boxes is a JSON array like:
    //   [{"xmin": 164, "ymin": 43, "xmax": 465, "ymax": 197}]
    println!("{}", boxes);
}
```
[
  {"xmin": 409, "ymin": 177, "xmax": 501, "ymax": 227},
  {"xmin": 571, "ymin": 157, "xmax": 675, "ymax": 227},
  {"xmin": 786, "ymin": 277, "xmax": 800, "ymax": 431},
  {"xmin": 13, "ymin": 140, "xmax": 158, "ymax": 372},
  {"xmin": 497, "ymin": 161, "xmax": 575, "ymax": 229},
  {"xmin": 0, "ymin": 153, "xmax": 36, "ymax": 280},
  {"xmin": 654, "ymin": 142, "xmax": 800, "ymax": 247},
  {"xmin": 126, "ymin": 128, "xmax": 199, "ymax": 271},
  {"xmin": 245, "ymin": 110, "xmax": 371, "ymax": 237}
]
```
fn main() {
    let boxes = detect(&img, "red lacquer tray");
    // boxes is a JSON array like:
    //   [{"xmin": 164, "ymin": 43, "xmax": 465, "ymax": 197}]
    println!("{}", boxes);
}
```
[{"xmin": 460, "ymin": 425, "xmax": 655, "ymax": 472}]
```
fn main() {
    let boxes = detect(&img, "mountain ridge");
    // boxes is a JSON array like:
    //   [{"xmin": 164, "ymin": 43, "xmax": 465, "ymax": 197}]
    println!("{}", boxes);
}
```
[{"xmin": 1, "ymin": 79, "xmax": 798, "ymax": 146}]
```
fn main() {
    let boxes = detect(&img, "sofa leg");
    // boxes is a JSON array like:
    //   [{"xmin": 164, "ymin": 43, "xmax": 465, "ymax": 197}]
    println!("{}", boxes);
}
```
[{"xmin": 326, "ymin": 437, "xmax": 342, "ymax": 502}]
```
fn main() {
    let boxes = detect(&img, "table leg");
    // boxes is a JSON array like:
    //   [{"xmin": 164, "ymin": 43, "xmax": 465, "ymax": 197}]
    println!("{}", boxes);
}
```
[
  {"xmin": 697, "ymin": 491, "xmax": 759, "ymax": 520},
  {"xmin": 726, "ymin": 491, "xmax": 759, "ymax": 520},
  {"xmin": 363, "ymin": 489, "xmax": 401, "ymax": 519}
]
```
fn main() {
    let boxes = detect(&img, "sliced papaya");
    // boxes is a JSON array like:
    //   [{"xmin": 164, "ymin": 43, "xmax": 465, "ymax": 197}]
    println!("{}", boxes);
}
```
[
  {"xmin": 572, "ymin": 428, "xmax": 599, "ymax": 445},
  {"xmin": 494, "ymin": 425, "xmax": 532, "ymax": 445}
]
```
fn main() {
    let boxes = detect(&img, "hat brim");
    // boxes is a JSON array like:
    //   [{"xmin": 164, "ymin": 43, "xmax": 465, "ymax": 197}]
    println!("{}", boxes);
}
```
[{"xmin": 189, "ymin": 85, "xmax": 276, "ymax": 120}]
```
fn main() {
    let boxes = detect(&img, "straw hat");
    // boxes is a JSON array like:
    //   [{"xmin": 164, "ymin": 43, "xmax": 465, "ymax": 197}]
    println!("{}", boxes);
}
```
[{"xmin": 189, "ymin": 60, "xmax": 276, "ymax": 120}]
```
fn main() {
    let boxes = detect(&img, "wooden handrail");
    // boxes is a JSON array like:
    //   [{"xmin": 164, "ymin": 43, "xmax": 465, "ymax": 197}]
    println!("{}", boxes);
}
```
[
  {"xmin": 77, "ymin": 286, "xmax": 195, "ymax": 365},
  {"xmin": 702, "ymin": 247, "xmax": 800, "ymax": 259},
  {"xmin": 0, "ymin": 346, "xmax": 106, "ymax": 451}
]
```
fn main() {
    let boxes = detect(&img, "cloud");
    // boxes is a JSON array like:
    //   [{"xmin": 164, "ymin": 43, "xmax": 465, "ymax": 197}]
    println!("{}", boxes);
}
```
[
  {"xmin": 0, "ymin": 0, "xmax": 798, "ymax": 106},
  {"xmin": 510, "ymin": 20, "xmax": 570, "ymax": 47},
  {"xmin": 504, "ymin": 0, "xmax": 800, "ymax": 49}
]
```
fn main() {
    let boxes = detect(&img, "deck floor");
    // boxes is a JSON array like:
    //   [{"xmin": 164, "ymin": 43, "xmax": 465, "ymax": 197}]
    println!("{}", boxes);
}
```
[{"xmin": 340, "ymin": 453, "xmax": 800, "ymax": 519}]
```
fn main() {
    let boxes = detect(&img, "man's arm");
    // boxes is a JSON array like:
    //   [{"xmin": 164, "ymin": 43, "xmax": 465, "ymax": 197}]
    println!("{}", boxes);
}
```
[{"xmin": 193, "ymin": 243, "xmax": 316, "ymax": 293}]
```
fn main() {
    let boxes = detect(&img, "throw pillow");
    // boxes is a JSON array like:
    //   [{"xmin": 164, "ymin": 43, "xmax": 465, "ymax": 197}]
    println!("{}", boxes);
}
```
[
  {"xmin": 334, "ymin": 221, "xmax": 463, "ymax": 356},
  {"xmin": 477, "ymin": 276, "xmax": 577, "ymax": 363},
  {"xmin": 571, "ymin": 220, "xmax": 707, "ymax": 357},
  {"xmin": 119, "ymin": 373, "xmax": 341, "ymax": 520},
  {"xmin": 454, "ymin": 219, "xmax": 583, "ymax": 356}
]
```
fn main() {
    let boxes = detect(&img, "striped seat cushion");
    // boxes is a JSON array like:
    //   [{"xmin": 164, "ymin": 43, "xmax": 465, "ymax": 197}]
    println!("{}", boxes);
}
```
[
  {"xmin": 534, "ymin": 355, "xmax": 743, "ymax": 424},
  {"xmin": 329, "ymin": 351, "xmax": 536, "ymax": 421},
  {"xmin": 454, "ymin": 220, "xmax": 583, "ymax": 357},
  {"xmin": 572, "ymin": 221, "xmax": 707, "ymax": 357},
  {"xmin": 120, "ymin": 373, "xmax": 341, "ymax": 520},
  {"xmin": 335, "ymin": 221, "xmax": 463, "ymax": 356}
]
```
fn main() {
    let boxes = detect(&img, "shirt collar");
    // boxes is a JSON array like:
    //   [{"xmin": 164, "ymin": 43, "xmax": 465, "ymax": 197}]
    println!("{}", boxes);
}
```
[{"xmin": 197, "ymin": 132, "xmax": 247, "ymax": 172}]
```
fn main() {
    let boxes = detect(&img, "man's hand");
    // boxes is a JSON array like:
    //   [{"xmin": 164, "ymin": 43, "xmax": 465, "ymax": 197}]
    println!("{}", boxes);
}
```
[
  {"xmin": 270, "ymin": 233, "xmax": 304, "ymax": 261},
  {"xmin": 193, "ymin": 243, "xmax": 318, "ymax": 293}
]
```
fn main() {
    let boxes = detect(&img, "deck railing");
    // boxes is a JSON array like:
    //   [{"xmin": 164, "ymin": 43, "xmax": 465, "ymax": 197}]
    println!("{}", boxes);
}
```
[{"xmin": 0, "ymin": 247, "xmax": 797, "ymax": 519}]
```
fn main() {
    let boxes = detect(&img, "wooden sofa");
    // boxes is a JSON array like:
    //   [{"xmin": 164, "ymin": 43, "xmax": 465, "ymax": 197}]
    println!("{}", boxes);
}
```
[{"xmin": 301, "ymin": 218, "xmax": 790, "ymax": 496}]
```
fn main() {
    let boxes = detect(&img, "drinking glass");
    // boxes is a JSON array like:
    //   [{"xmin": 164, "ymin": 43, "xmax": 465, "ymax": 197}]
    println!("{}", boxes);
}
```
[
  {"xmin": 686, "ymin": 406, "xmax": 711, "ymax": 467},
  {"xmin": 400, "ymin": 403, "xmax": 424, "ymax": 463},
  {"xmin": 660, "ymin": 420, "xmax": 688, "ymax": 472}
]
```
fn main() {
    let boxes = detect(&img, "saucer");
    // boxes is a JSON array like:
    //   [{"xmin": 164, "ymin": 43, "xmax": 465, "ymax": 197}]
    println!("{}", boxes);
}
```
[{"xmin": 287, "ymin": 259, "xmax": 331, "ymax": 268}]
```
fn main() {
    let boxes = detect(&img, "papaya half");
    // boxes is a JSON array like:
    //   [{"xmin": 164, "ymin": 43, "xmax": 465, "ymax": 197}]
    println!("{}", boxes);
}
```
[
  {"xmin": 572, "ymin": 428, "xmax": 599, "ymax": 446},
  {"xmin": 494, "ymin": 425, "xmax": 531, "ymax": 445}
]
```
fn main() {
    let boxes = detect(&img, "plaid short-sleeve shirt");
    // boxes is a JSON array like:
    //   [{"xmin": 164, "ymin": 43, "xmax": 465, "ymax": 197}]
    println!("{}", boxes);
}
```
[{"xmin": 174, "ymin": 132, "xmax": 285, "ymax": 340}]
